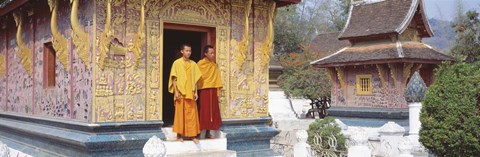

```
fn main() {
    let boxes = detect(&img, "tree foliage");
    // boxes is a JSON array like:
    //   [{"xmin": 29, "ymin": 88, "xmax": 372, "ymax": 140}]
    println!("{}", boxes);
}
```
[
  {"xmin": 307, "ymin": 117, "xmax": 346, "ymax": 152},
  {"xmin": 420, "ymin": 7, "xmax": 480, "ymax": 156},
  {"xmin": 277, "ymin": 47, "xmax": 331, "ymax": 99},
  {"xmin": 274, "ymin": 0, "xmax": 350, "ymax": 55},
  {"xmin": 419, "ymin": 62, "xmax": 480, "ymax": 156},
  {"xmin": 451, "ymin": 10, "xmax": 480, "ymax": 62}
]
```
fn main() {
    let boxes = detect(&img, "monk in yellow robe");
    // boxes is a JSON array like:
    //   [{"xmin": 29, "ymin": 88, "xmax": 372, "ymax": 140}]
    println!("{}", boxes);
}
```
[
  {"xmin": 197, "ymin": 45, "xmax": 223, "ymax": 139},
  {"xmin": 168, "ymin": 44, "xmax": 202, "ymax": 143}
]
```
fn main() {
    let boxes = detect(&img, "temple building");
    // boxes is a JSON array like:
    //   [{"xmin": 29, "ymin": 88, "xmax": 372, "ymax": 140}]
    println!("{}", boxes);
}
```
[
  {"xmin": 0, "ymin": 0, "xmax": 300, "ymax": 156},
  {"xmin": 311, "ymin": 0, "xmax": 455, "ymax": 109}
]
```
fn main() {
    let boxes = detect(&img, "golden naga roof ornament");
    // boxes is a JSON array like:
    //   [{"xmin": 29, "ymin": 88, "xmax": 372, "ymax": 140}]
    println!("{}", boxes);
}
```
[
  {"xmin": 234, "ymin": 0, "xmax": 253, "ymax": 67},
  {"xmin": 71, "ymin": 0, "xmax": 90, "ymax": 68},
  {"xmin": 98, "ymin": 0, "xmax": 113, "ymax": 70},
  {"xmin": 13, "ymin": 12, "xmax": 32, "ymax": 75},
  {"xmin": 259, "ymin": 1, "xmax": 276, "ymax": 71},
  {"xmin": 48, "ymin": 0, "xmax": 69, "ymax": 70},
  {"xmin": 127, "ymin": 0, "xmax": 147, "ymax": 70}
]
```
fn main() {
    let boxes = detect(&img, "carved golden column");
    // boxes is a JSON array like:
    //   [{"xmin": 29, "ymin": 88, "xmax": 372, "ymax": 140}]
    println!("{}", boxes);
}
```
[{"xmin": 48, "ymin": 0, "xmax": 69, "ymax": 70}]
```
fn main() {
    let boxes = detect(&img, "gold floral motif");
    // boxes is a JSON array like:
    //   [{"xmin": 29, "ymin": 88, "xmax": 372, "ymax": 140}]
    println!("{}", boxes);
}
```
[
  {"xmin": 13, "ymin": 12, "xmax": 32, "ymax": 75},
  {"xmin": 48, "ymin": 0, "xmax": 69, "ymax": 70},
  {"xmin": 71, "ymin": 0, "xmax": 90, "ymax": 68}
]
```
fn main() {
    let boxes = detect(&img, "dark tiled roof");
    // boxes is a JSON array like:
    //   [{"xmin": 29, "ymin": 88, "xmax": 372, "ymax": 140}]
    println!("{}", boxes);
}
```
[
  {"xmin": 276, "ymin": 0, "xmax": 302, "ymax": 7},
  {"xmin": 311, "ymin": 41, "xmax": 455, "ymax": 67},
  {"xmin": 309, "ymin": 32, "xmax": 350, "ymax": 58},
  {"xmin": 0, "ymin": 0, "xmax": 14, "ymax": 8},
  {"xmin": 339, "ymin": 0, "xmax": 432, "ymax": 40}
]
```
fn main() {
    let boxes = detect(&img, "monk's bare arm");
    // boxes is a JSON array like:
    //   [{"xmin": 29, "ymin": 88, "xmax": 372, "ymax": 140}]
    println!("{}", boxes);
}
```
[
  {"xmin": 172, "ymin": 76, "xmax": 180, "ymax": 99},
  {"xmin": 194, "ymin": 83, "xmax": 198, "ymax": 101}
]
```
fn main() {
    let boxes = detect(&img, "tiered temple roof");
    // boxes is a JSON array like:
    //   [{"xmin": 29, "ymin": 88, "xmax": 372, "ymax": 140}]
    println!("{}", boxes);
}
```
[{"xmin": 312, "ymin": 0, "xmax": 454, "ymax": 67}]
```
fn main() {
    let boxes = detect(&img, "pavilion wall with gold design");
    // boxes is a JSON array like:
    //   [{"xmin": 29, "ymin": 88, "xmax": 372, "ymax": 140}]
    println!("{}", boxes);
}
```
[{"xmin": 0, "ymin": 0, "xmax": 276, "ymax": 123}]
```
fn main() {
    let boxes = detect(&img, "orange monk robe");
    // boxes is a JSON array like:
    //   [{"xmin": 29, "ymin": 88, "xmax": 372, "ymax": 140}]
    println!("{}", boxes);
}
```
[
  {"xmin": 197, "ymin": 58, "xmax": 223, "ymax": 90},
  {"xmin": 168, "ymin": 58, "xmax": 202, "ymax": 137},
  {"xmin": 197, "ymin": 58, "xmax": 223, "ymax": 130}
]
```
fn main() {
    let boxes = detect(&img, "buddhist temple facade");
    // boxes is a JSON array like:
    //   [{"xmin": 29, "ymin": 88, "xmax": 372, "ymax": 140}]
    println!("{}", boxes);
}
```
[
  {"xmin": 311, "ymin": 0, "xmax": 454, "ymax": 109},
  {"xmin": 0, "ymin": 0, "xmax": 300, "ymax": 156}
]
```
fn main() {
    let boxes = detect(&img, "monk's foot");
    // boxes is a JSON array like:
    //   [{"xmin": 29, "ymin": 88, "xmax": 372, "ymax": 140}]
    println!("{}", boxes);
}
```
[
  {"xmin": 192, "ymin": 138, "xmax": 200, "ymax": 144},
  {"xmin": 205, "ymin": 134, "xmax": 216, "ymax": 139},
  {"xmin": 177, "ymin": 137, "xmax": 184, "ymax": 142}
]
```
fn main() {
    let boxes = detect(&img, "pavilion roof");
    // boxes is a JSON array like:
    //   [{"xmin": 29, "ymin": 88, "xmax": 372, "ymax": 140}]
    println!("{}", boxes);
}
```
[
  {"xmin": 311, "ymin": 41, "xmax": 455, "ymax": 67},
  {"xmin": 338, "ymin": 0, "xmax": 433, "ymax": 40}
]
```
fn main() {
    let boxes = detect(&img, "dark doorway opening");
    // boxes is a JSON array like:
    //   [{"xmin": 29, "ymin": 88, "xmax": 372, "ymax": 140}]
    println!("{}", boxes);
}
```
[{"xmin": 162, "ymin": 24, "xmax": 215, "ymax": 126}]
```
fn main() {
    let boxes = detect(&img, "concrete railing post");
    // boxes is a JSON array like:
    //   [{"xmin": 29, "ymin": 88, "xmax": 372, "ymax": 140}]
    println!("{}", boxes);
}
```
[
  {"xmin": 293, "ymin": 130, "xmax": 312, "ymax": 157},
  {"xmin": 143, "ymin": 136, "xmax": 166, "ymax": 157},
  {"xmin": 378, "ymin": 122, "xmax": 405, "ymax": 157},
  {"xmin": 347, "ymin": 128, "xmax": 371, "ymax": 157}
]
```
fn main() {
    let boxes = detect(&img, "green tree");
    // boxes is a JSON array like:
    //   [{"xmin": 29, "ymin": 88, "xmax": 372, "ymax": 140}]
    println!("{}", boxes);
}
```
[
  {"xmin": 451, "ymin": 10, "xmax": 480, "ymax": 62},
  {"xmin": 419, "ymin": 62, "xmax": 480, "ymax": 156},
  {"xmin": 277, "ymin": 47, "xmax": 331, "ymax": 99},
  {"xmin": 274, "ymin": 0, "xmax": 351, "ymax": 55},
  {"xmin": 419, "ymin": 5, "xmax": 480, "ymax": 156}
]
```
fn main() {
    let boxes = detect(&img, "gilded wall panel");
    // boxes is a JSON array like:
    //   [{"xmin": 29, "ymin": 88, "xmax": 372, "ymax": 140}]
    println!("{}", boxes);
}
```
[
  {"xmin": 146, "ymin": 20, "xmax": 161, "ymax": 120},
  {"xmin": 216, "ymin": 26, "xmax": 230, "ymax": 118}
]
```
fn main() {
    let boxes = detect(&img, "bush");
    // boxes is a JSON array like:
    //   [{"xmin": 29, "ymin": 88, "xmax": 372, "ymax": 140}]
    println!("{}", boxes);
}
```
[
  {"xmin": 307, "ymin": 116, "xmax": 346, "ymax": 152},
  {"xmin": 419, "ymin": 61, "xmax": 480, "ymax": 156}
]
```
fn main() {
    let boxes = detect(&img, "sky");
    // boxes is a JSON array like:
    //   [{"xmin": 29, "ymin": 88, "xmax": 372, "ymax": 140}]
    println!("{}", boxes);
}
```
[{"xmin": 423, "ymin": 0, "xmax": 480, "ymax": 21}]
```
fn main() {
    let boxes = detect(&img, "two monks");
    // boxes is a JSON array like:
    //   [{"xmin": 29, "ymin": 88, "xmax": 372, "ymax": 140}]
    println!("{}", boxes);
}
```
[{"xmin": 168, "ymin": 44, "xmax": 222, "ymax": 143}]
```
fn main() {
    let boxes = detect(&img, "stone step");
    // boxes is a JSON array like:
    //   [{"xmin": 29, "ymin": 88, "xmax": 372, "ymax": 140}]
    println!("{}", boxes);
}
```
[
  {"xmin": 168, "ymin": 150, "xmax": 236, "ymax": 157},
  {"xmin": 268, "ymin": 91, "xmax": 287, "ymax": 99},
  {"xmin": 161, "ymin": 127, "xmax": 228, "ymax": 155},
  {"xmin": 164, "ymin": 138, "xmax": 228, "ymax": 155}
]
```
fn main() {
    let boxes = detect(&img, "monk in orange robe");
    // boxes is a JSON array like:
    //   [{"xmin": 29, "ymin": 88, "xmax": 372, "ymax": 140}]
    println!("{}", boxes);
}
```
[
  {"xmin": 168, "ymin": 44, "xmax": 202, "ymax": 143},
  {"xmin": 197, "ymin": 45, "xmax": 223, "ymax": 139}
]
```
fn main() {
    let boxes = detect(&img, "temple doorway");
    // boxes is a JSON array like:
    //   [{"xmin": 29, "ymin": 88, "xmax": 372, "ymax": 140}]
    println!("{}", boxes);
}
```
[{"xmin": 162, "ymin": 23, "xmax": 215, "ymax": 126}]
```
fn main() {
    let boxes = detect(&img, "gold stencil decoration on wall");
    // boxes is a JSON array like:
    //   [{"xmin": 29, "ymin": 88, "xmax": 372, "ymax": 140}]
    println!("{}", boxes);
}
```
[
  {"xmin": 48, "ymin": 0, "xmax": 69, "ymax": 70},
  {"xmin": 71, "ymin": 0, "xmax": 91, "ymax": 68},
  {"xmin": 13, "ymin": 12, "xmax": 32, "ymax": 75}
]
